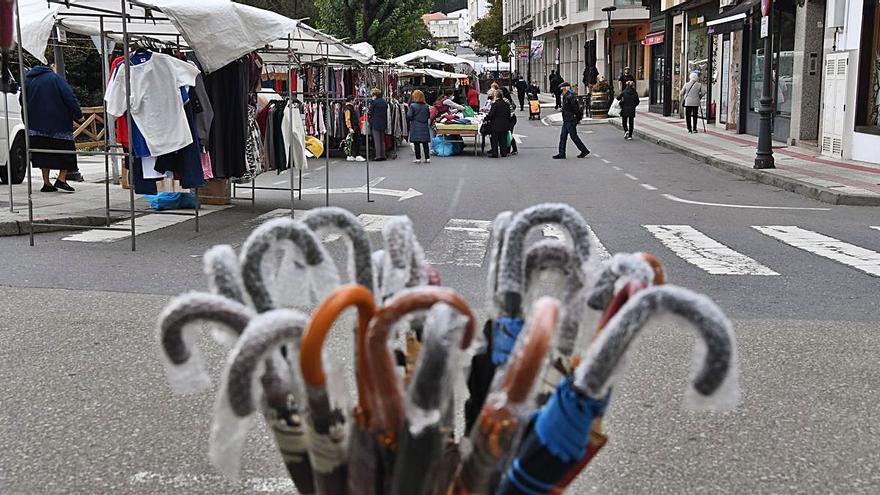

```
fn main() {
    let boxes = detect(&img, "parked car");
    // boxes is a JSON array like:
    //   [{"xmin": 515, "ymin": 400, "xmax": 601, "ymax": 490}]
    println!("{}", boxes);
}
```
[{"xmin": 0, "ymin": 77, "xmax": 26, "ymax": 185}]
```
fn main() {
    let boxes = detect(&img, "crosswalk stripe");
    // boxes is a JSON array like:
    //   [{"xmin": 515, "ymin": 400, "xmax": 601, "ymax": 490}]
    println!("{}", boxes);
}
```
[
  {"xmin": 63, "ymin": 206, "xmax": 230, "ymax": 243},
  {"xmin": 542, "ymin": 224, "xmax": 611, "ymax": 260},
  {"xmin": 871, "ymin": 226, "xmax": 880, "ymax": 232},
  {"xmin": 425, "ymin": 219, "xmax": 493, "ymax": 267},
  {"xmin": 645, "ymin": 225, "xmax": 779, "ymax": 275},
  {"xmin": 754, "ymin": 226, "xmax": 880, "ymax": 277}
]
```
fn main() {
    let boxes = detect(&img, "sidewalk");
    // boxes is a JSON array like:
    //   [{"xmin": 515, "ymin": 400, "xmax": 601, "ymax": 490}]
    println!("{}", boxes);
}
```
[
  {"xmin": 0, "ymin": 156, "xmax": 142, "ymax": 236},
  {"xmin": 609, "ymin": 107, "xmax": 880, "ymax": 206}
]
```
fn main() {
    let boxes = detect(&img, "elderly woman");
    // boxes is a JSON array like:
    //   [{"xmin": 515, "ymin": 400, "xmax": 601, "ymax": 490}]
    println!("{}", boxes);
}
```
[
  {"xmin": 680, "ymin": 72, "xmax": 706, "ymax": 134},
  {"xmin": 368, "ymin": 88, "xmax": 388, "ymax": 161}
]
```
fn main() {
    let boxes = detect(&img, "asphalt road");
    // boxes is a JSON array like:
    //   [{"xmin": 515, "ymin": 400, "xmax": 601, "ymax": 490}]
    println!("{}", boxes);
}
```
[{"xmin": 1, "ymin": 111, "xmax": 878, "ymax": 494}]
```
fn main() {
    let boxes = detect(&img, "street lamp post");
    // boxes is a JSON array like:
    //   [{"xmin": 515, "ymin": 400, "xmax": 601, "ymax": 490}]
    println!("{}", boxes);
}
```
[
  {"xmin": 601, "ymin": 6, "xmax": 617, "ymax": 86},
  {"xmin": 754, "ymin": 0, "xmax": 775, "ymax": 169}
]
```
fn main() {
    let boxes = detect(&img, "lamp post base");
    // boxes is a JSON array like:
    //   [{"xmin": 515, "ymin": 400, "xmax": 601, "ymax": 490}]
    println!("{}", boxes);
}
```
[{"xmin": 754, "ymin": 155, "xmax": 775, "ymax": 169}]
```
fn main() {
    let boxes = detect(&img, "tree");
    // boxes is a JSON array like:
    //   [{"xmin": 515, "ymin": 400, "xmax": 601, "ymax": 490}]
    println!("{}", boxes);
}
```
[
  {"xmin": 239, "ymin": 0, "xmax": 315, "ymax": 21},
  {"xmin": 470, "ymin": 0, "xmax": 504, "ymax": 52},
  {"xmin": 315, "ymin": 0, "xmax": 434, "ymax": 58}
]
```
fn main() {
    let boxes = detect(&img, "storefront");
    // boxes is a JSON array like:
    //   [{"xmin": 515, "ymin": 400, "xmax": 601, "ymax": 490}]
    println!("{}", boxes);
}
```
[
  {"xmin": 645, "ymin": 30, "xmax": 666, "ymax": 112},
  {"xmin": 610, "ymin": 22, "xmax": 650, "ymax": 95},
  {"xmin": 855, "ymin": 0, "xmax": 880, "ymax": 140},
  {"xmin": 683, "ymin": 1, "xmax": 719, "ymax": 122},
  {"xmin": 707, "ymin": 5, "xmax": 749, "ymax": 131}
]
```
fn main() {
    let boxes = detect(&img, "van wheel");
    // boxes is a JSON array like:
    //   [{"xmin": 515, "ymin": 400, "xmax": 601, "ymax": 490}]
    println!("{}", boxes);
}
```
[{"xmin": 0, "ymin": 134, "xmax": 27, "ymax": 184}]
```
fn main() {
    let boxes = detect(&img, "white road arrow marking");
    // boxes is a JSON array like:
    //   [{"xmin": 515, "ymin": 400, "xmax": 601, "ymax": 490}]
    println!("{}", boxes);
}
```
[
  {"xmin": 754, "ymin": 226, "xmax": 880, "ymax": 277},
  {"xmin": 298, "ymin": 177, "xmax": 422, "ymax": 202},
  {"xmin": 512, "ymin": 133, "xmax": 527, "ymax": 144},
  {"xmin": 646, "ymin": 224, "xmax": 779, "ymax": 275}
]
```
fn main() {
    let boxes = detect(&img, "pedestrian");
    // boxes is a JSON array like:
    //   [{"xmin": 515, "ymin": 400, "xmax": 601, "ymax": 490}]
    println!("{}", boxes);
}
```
[
  {"xmin": 485, "ymin": 89, "xmax": 512, "ymax": 158},
  {"xmin": 550, "ymin": 70, "xmax": 563, "ymax": 109},
  {"xmin": 618, "ymin": 66, "xmax": 636, "ymax": 94},
  {"xmin": 467, "ymin": 84, "xmax": 480, "ymax": 112},
  {"xmin": 617, "ymin": 80, "xmax": 639, "ymax": 140},
  {"xmin": 407, "ymin": 89, "xmax": 431, "ymax": 164},
  {"xmin": 481, "ymin": 88, "xmax": 495, "ymax": 113},
  {"xmin": 343, "ymin": 94, "xmax": 365, "ymax": 162},
  {"xmin": 527, "ymin": 80, "xmax": 540, "ymax": 100},
  {"xmin": 553, "ymin": 82, "xmax": 590, "ymax": 159},
  {"xmin": 368, "ymin": 88, "xmax": 388, "ymax": 161},
  {"xmin": 514, "ymin": 74, "xmax": 528, "ymax": 111},
  {"xmin": 680, "ymin": 72, "xmax": 706, "ymax": 134},
  {"xmin": 22, "ymin": 61, "xmax": 83, "ymax": 193},
  {"xmin": 501, "ymin": 87, "xmax": 519, "ymax": 155}
]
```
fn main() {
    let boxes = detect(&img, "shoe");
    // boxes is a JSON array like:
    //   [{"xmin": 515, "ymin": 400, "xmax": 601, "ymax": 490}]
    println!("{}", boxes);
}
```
[
  {"xmin": 624, "ymin": 131, "xmax": 629, "ymax": 138},
  {"xmin": 355, "ymin": 156, "xmax": 366, "ymax": 162},
  {"xmin": 413, "ymin": 159, "xmax": 421, "ymax": 163},
  {"xmin": 577, "ymin": 150, "xmax": 591, "ymax": 158},
  {"xmin": 374, "ymin": 157, "xmax": 386, "ymax": 162},
  {"xmin": 425, "ymin": 159, "xmax": 431, "ymax": 163},
  {"xmin": 54, "ymin": 180, "xmax": 75, "ymax": 192},
  {"xmin": 66, "ymin": 171, "xmax": 84, "ymax": 182},
  {"xmin": 347, "ymin": 156, "xmax": 355, "ymax": 162},
  {"xmin": 40, "ymin": 184, "xmax": 57, "ymax": 193},
  {"xmin": 552, "ymin": 154, "xmax": 565, "ymax": 159},
  {"xmin": 510, "ymin": 151, "xmax": 518, "ymax": 155}
]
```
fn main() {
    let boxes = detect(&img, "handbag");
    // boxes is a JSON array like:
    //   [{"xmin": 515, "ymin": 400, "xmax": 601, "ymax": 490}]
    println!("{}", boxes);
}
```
[
  {"xmin": 608, "ymin": 98, "xmax": 621, "ymax": 118},
  {"xmin": 480, "ymin": 121, "xmax": 491, "ymax": 136}
]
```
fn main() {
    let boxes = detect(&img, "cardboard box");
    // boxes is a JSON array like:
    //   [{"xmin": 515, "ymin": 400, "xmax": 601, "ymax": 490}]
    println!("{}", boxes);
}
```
[{"xmin": 197, "ymin": 178, "xmax": 231, "ymax": 206}]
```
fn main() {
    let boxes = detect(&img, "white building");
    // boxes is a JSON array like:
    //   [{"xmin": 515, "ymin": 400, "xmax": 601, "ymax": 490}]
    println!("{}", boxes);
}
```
[
  {"xmin": 820, "ymin": 0, "xmax": 880, "ymax": 163},
  {"xmin": 428, "ymin": 15, "xmax": 460, "ymax": 42},
  {"xmin": 469, "ymin": 0, "xmax": 490, "ymax": 33},
  {"xmin": 448, "ymin": 8, "xmax": 471, "ymax": 42}
]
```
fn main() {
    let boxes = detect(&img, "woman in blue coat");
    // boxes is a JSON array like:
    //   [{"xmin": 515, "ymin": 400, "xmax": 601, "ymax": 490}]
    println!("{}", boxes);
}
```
[
  {"xmin": 23, "ymin": 63, "xmax": 83, "ymax": 193},
  {"xmin": 367, "ymin": 88, "xmax": 388, "ymax": 161},
  {"xmin": 407, "ymin": 90, "xmax": 431, "ymax": 164}
]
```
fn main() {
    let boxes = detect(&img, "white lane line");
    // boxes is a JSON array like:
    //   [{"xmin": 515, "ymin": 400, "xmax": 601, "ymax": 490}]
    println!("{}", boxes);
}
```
[
  {"xmin": 754, "ymin": 226, "xmax": 880, "ymax": 277},
  {"xmin": 663, "ymin": 193, "xmax": 832, "ymax": 211},
  {"xmin": 245, "ymin": 208, "xmax": 294, "ymax": 227},
  {"xmin": 612, "ymin": 166, "xmax": 622, "ymax": 171},
  {"xmin": 645, "ymin": 225, "xmax": 779, "ymax": 275},
  {"xmin": 63, "ymin": 206, "xmax": 231, "ymax": 243},
  {"xmin": 446, "ymin": 177, "xmax": 466, "ymax": 218},
  {"xmin": 425, "ymin": 219, "xmax": 493, "ymax": 266},
  {"xmin": 600, "ymin": 158, "xmax": 611, "ymax": 164},
  {"xmin": 542, "ymin": 224, "xmax": 611, "ymax": 260},
  {"xmin": 129, "ymin": 471, "xmax": 294, "ymax": 493},
  {"xmin": 871, "ymin": 226, "xmax": 880, "ymax": 232},
  {"xmin": 641, "ymin": 183, "xmax": 658, "ymax": 191},
  {"xmin": 273, "ymin": 180, "xmax": 287, "ymax": 185},
  {"xmin": 623, "ymin": 173, "xmax": 639, "ymax": 181}
]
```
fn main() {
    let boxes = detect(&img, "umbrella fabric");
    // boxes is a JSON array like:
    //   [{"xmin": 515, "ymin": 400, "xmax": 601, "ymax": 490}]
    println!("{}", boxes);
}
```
[
  {"xmin": 450, "ymin": 297, "xmax": 558, "ymax": 495},
  {"xmin": 300, "ymin": 284, "xmax": 377, "ymax": 495}
]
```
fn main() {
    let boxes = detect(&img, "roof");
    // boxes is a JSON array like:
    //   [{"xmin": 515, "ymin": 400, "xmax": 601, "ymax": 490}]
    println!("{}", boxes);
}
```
[{"xmin": 421, "ymin": 12, "xmax": 448, "ymax": 26}]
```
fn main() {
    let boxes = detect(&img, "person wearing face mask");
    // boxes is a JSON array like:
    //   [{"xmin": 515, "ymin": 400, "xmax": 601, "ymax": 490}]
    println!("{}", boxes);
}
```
[{"xmin": 552, "ymin": 82, "xmax": 590, "ymax": 159}]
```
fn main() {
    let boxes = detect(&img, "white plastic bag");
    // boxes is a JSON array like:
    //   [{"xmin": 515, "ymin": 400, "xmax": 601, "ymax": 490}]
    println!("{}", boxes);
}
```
[{"xmin": 608, "ymin": 98, "xmax": 622, "ymax": 118}]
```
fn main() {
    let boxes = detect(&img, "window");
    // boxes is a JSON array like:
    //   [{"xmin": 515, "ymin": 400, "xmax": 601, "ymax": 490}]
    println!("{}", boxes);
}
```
[
  {"xmin": 856, "ymin": 0, "xmax": 880, "ymax": 134},
  {"xmin": 748, "ymin": 8, "xmax": 796, "ymax": 117},
  {"xmin": 578, "ymin": 0, "xmax": 588, "ymax": 11},
  {"xmin": 561, "ymin": 0, "xmax": 566, "ymax": 17},
  {"xmin": 614, "ymin": 0, "xmax": 640, "ymax": 5}
]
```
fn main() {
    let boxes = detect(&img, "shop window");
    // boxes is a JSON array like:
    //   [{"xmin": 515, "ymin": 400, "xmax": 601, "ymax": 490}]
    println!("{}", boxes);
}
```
[
  {"xmin": 855, "ymin": 0, "xmax": 880, "ymax": 134},
  {"xmin": 748, "ymin": 8, "xmax": 796, "ymax": 117}
]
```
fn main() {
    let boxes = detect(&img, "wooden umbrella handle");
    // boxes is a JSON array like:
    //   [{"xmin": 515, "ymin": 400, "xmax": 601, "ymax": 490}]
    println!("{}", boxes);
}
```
[
  {"xmin": 300, "ymin": 284, "xmax": 376, "ymax": 410},
  {"xmin": 367, "ymin": 287, "xmax": 477, "ymax": 438},
  {"xmin": 638, "ymin": 252, "xmax": 666, "ymax": 285},
  {"xmin": 499, "ymin": 296, "xmax": 558, "ymax": 403}
]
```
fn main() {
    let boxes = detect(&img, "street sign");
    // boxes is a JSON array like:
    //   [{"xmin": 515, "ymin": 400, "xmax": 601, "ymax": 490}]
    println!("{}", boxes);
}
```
[
  {"xmin": 761, "ymin": 0, "xmax": 771, "ymax": 17},
  {"xmin": 760, "ymin": 16, "xmax": 769, "ymax": 38}
]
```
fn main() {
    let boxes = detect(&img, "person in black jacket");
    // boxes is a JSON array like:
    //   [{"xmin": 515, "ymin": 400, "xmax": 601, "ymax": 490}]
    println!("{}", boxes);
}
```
[
  {"xmin": 514, "ymin": 74, "xmax": 528, "ymax": 111},
  {"xmin": 550, "ymin": 71, "xmax": 564, "ymax": 109},
  {"xmin": 485, "ymin": 91, "xmax": 511, "ymax": 158},
  {"xmin": 553, "ymin": 82, "xmax": 590, "ymax": 159},
  {"xmin": 617, "ymin": 80, "xmax": 640, "ymax": 140},
  {"xmin": 501, "ymin": 87, "xmax": 519, "ymax": 154}
]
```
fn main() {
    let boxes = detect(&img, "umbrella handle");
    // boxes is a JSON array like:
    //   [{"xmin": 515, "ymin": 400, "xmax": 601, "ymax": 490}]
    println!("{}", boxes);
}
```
[
  {"xmin": 303, "ymin": 207, "xmax": 375, "ymax": 291},
  {"xmin": 498, "ymin": 296, "xmax": 558, "ymax": 403},
  {"xmin": 587, "ymin": 252, "xmax": 665, "ymax": 311},
  {"xmin": 301, "ymin": 284, "xmax": 376, "ymax": 416},
  {"xmin": 203, "ymin": 244, "xmax": 247, "ymax": 304},
  {"xmin": 591, "ymin": 279, "xmax": 650, "ymax": 342},
  {"xmin": 367, "ymin": 287, "xmax": 477, "ymax": 440},
  {"xmin": 638, "ymin": 252, "xmax": 666, "ymax": 285}
]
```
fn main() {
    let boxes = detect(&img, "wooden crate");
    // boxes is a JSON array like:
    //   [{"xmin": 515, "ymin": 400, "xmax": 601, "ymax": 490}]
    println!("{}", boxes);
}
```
[{"xmin": 197, "ymin": 178, "xmax": 231, "ymax": 206}]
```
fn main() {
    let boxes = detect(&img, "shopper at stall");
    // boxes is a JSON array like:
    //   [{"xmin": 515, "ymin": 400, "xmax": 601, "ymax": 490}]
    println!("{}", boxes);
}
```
[
  {"xmin": 368, "ymin": 88, "xmax": 388, "ymax": 161},
  {"xmin": 501, "ymin": 87, "xmax": 519, "ymax": 154},
  {"xmin": 467, "ymin": 84, "xmax": 480, "ymax": 112},
  {"xmin": 553, "ymin": 82, "xmax": 590, "ymax": 159},
  {"xmin": 23, "ymin": 61, "xmax": 83, "ymax": 193},
  {"xmin": 343, "ymin": 94, "xmax": 365, "ymax": 162},
  {"xmin": 407, "ymin": 90, "xmax": 431, "ymax": 164},
  {"xmin": 514, "ymin": 74, "xmax": 528, "ymax": 111},
  {"xmin": 680, "ymin": 72, "xmax": 706, "ymax": 134},
  {"xmin": 435, "ymin": 88, "xmax": 466, "ymax": 115},
  {"xmin": 485, "ymin": 90, "xmax": 511, "ymax": 158},
  {"xmin": 617, "ymin": 80, "xmax": 639, "ymax": 140}
]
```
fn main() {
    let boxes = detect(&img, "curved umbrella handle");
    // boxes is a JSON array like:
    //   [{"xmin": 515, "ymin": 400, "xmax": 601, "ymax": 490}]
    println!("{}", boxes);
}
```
[
  {"xmin": 300, "ymin": 284, "xmax": 376, "ymax": 413},
  {"xmin": 203, "ymin": 244, "xmax": 247, "ymax": 304},
  {"xmin": 303, "ymin": 207, "xmax": 375, "ymax": 292},
  {"xmin": 366, "ymin": 287, "xmax": 477, "ymax": 440},
  {"xmin": 575, "ymin": 285, "xmax": 736, "ymax": 400},
  {"xmin": 486, "ymin": 211, "xmax": 514, "ymax": 311},
  {"xmin": 498, "ymin": 204, "xmax": 592, "ymax": 316},
  {"xmin": 157, "ymin": 291, "xmax": 254, "ymax": 394},
  {"xmin": 380, "ymin": 215, "xmax": 419, "ymax": 299},
  {"xmin": 240, "ymin": 217, "xmax": 331, "ymax": 313},
  {"xmin": 497, "ymin": 296, "xmax": 559, "ymax": 404},
  {"xmin": 591, "ymin": 279, "xmax": 649, "ymax": 342},
  {"xmin": 587, "ymin": 252, "xmax": 665, "ymax": 311}
]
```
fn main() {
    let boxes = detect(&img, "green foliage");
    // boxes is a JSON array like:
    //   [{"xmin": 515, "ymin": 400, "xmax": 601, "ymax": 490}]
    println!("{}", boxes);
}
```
[
  {"xmin": 470, "ymin": 0, "xmax": 503, "ymax": 50},
  {"xmin": 433, "ymin": 0, "xmax": 466, "ymax": 13},
  {"xmin": 238, "ymin": 0, "xmax": 315, "ymax": 21},
  {"xmin": 315, "ymin": 0, "xmax": 434, "ymax": 58},
  {"xmin": 499, "ymin": 43, "xmax": 510, "ymax": 62}
]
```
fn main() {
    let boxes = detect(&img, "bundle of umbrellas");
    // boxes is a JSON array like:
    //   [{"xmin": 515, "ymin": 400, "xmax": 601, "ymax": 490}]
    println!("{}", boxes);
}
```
[{"xmin": 157, "ymin": 203, "xmax": 741, "ymax": 495}]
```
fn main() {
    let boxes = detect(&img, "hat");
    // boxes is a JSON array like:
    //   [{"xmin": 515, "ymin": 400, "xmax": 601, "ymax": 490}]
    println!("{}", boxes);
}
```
[{"xmin": 559, "ymin": 81, "xmax": 571, "ymax": 88}]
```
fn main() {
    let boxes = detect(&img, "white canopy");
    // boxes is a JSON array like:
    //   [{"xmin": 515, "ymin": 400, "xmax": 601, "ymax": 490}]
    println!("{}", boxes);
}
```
[
  {"xmin": 396, "ymin": 68, "xmax": 468, "ymax": 79},
  {"xmin": 388, "ymin": 49, "xmax": 474, "ymax": 67},
  {"xmin": 476, "ymin": 56, "xmax": 511, "ymax": 74},
  {"xmin": 17, "ymin": 0, "xmax": 298, "ymax": 73},
  {"xmin": 262, "ymin": 23, "xmax": 372, "ymax": 72}
]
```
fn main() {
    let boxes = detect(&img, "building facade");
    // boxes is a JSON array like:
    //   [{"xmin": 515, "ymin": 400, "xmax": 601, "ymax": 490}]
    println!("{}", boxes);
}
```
[{"xmin": 469, "ymin": 0, "xmax": 491, "ymax": 33}]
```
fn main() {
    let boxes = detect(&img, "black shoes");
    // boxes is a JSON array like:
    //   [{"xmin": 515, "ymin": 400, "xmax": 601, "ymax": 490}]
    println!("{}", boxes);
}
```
[
  {"xmin": 552, "ymin": 154, "xmax": 565, "ymax": 159},
  {"xmin": 54, "ymin": 180, "xmax": 75, "ymax": 192},
  {"xmin": 487, "ymin": 153, "xmax": 499, "ymax": 158},
  {"xmin": 40, "ymin": 184, "xmax": 57, "ymax": 193},
  {"xmin": 577, "ymin": 150, "xmax": 591, "ymax": 158}
]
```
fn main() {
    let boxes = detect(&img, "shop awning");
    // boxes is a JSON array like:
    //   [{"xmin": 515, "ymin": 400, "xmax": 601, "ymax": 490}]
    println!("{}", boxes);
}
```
[
  {"xmin": 643, "ymin": 31, "xmax": 665, "ymax": 46},
  {"xmin": 706, "ymin": 0, "xmax": 759, "ymax": 30}
]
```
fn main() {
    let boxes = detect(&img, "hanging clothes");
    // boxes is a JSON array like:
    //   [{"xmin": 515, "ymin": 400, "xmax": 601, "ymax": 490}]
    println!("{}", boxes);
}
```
[
  {"xmin": 204, "ymin": 57, "xmax": 249, "ymax": 179},
  {"xmin": 281, "ymin": 103, "xmax": 308, "ymax": 170}
]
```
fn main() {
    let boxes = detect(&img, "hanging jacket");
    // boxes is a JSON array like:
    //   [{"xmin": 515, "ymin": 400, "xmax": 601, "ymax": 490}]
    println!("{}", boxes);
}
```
[{"xmin": 22, "ymin": 65, "xmax": 83, "ymax": 139}]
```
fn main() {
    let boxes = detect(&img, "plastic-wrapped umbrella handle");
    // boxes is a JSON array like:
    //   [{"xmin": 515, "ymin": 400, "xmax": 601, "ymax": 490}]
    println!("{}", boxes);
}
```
[
  {"xmin": 303, "ymin": 207, "xmax": 374, "ymax": 291},
  {"xmin": 159, "ymin": 292, "xmax": 254, "ymax": 365},
  {"xmin": 203, "ymin": 244, "xmax": 247, "ymax": 304},
  {"xmin": 587, "ymin": 252, "xmax": 665, "ymax": 311}
]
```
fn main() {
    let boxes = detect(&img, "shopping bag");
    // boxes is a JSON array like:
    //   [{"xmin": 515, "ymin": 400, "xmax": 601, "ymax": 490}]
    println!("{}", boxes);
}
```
[
  {"xmin": 463, "ymin": 106, "xmax": 476, "ymax": 118},
  {"xmin": 608, "ymin": 99, "xmax": 621, "ymax": 118},
  {"xmin": 144, "ymin": 192, "xmax": 199, "ymax": 210}
]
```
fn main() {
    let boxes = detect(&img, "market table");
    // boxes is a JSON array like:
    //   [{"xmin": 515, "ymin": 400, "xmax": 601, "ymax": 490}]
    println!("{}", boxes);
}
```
[{"xmin": 435, "ymin": 123, "xmax": 481, "ymax": 157}]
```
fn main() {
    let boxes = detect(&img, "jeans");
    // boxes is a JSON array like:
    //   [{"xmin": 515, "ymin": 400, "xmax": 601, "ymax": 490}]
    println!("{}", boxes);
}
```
[
  {"xmin": 490, "ymin": 132, "xmax": 509, "ymax": 157},
  {"xmin": 622, "ymin": 115, "xmax": 634, "ymax": 135},
  {"xmin": 517, "ymin": 91, "xmax": 525, "ymax": 110},
  {"xmin": 371, "ymin": 128, "xmax": 386, "ymax": 159},
  {"xmin": 554, "ymin": 92, "xmax": 561, "ymax": 109},
  {"xmin": 413, "ymin": 141, "xmax": 430, "ymax": 160},
  {"xmin": 558, "ymin": 121, "xmax": 589, "ymax": 156},
  {"xmin": 685, "ymin": 106, "xmax": 699, "ymax": 132}
]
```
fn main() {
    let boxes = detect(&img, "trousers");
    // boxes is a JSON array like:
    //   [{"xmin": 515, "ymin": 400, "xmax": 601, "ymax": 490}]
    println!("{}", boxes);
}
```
[
  {"xmin": 685, "ymin": 106, "xmax": 699, "ymax": 132},
  {"xmin": 412, "ymin": 141, "xmax": 430, "ymax": 160},
  {"xmin": 558, "ymin": 121, "xmax": 588, "ymax": 156},
  {"xmin": 490, "ymin": 132, "xmax": 509, "ymax": 157},
  {"xmin": 371, "ymin": 128, "xmax": 386, "ymax": 159},
  {"xmin": 622, "ymin": 115, "xmax": 635, "ymax": 134}
]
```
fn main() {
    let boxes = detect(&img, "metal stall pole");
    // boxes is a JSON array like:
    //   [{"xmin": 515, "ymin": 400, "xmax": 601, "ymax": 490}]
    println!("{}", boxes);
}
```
[
  {"xmin": 3, "ymin": 81, "xmax": 12, "ymax": 212},
  {"xmin": 324, "ymin": 43, "xmax": 330, "ymax": 207},
  {"xmin": 121, "ymin": 0, "xmax": 137, "ymax": 251},
  {"xmin": 287, "ymin": 34, "xmax": 295, "ymax": 217},
  {"xmin": 14, "ymin": 0, "xmax": 34, "ymax": 245},
  {"xmin": 364, "ymin": 64, "xmax": 372, "ymax": 203},
  {"xmin": 178, "ymin": 33, "xmax": 199, "ymax": 233},
  {"xmin": 100, "ymin": 16, "xmax": 111, "ymax": 226}
]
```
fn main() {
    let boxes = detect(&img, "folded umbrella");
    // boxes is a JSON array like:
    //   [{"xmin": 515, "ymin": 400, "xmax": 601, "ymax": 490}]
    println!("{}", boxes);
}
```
[
  {"xmin": 300, "ymin": 284, "xmax": 377, "ymax": 495},
  {"xmin": 203, "ymin": 244, "xmax": 248, "ymax": 305},
  {"xmin": 303, "ymin": 207, "xmax": 375, "ymax": 292},
  {"xmin": 498, "ymin": 284, "xmax": 739, "ymax": 494},
  {"xmin": 451, "ymin": 297, "xmax": 559, "ymax": 495},
  {"xmin": 586, "ymin": 252, "xmax": 666, "ymax": 314}
]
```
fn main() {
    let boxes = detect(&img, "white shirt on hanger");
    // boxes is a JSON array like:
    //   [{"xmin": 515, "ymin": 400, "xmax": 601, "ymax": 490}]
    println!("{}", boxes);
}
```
[
  {"xmin": 105, "ymin": 52, "xmax": 201, "ymax": 156},
  {"xmin": 282, "ymin": 104, "xmax": 309, "ymax": 170}
]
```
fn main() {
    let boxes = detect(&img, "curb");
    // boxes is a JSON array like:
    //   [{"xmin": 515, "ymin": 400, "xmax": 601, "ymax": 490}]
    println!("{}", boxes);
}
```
[
  {"xmin": 608, "ymin": 120, "xmax": 880, "ymax": 206},
  {"xmin": 0, "ymin": 215, "xmax": 126, "ymax": 237}
]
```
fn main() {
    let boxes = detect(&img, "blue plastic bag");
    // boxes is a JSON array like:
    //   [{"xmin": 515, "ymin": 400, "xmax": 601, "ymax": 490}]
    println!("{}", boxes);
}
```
[
  {"xmin": 144, "ymin": 192, "xmax": 200, "ymax": 210},
  {"xmin": 433, "ymin": 136, "xmax": 455, "ymax": 157}
]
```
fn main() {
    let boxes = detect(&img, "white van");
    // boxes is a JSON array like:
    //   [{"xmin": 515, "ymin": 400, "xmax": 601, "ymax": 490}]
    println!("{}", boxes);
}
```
[{"xmin": 1, "ymin": 82, "xmax": 26, "ymax": 185}]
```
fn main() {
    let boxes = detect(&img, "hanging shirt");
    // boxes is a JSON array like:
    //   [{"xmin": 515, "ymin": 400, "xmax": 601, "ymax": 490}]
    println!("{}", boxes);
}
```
[
  {"xmin": 105, "ymin": 52, "xmax": 201, "ymax": 156},
  {"xmin": 281, "ymin": 104, "xmax": 308, "ymax": 170}
]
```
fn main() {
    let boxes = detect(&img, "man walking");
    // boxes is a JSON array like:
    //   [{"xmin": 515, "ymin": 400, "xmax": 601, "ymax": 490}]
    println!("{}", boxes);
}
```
[
  {"xmin": 514, "ymin": 74, "xmax": 528, "ymax": 111},
  {"xmin": 553, "ymin": 82, "xmax": 590, "ymax": 159},
  {"xmin": 550, "ymin": 70, "xmax": 563, "ymax": 109}
]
